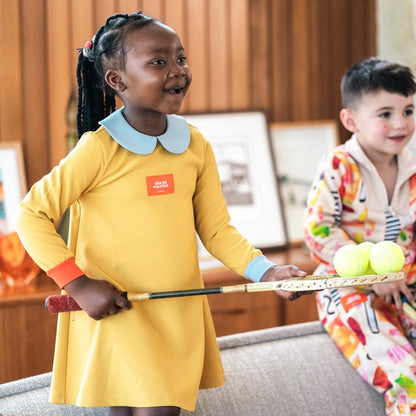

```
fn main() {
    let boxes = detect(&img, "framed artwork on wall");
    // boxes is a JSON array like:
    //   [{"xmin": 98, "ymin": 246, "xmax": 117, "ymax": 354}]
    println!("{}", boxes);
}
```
[
  {"xmin": 269, "ymin": 120, "xmax": 340, "ymax": 245},
  {"xmin": 0, "ymin": 142, "xmax": 27, "ymax": 234},
  {"xmin": 184, "ymin": 111, "xmax": 287, "ymax": 269}
]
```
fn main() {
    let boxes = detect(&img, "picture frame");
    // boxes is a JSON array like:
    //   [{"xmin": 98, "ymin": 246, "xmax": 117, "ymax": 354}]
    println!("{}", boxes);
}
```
[
  {"xmin": 184, "ymin": 111, "xmax": 287, "ymax": 269},
  {"xmin": 269, "ymin": 120, "xmax": 340, "ymax": 245},
  {"xmin": 0, "ymin": 141, "xmax": 27, "ymax": 234}
]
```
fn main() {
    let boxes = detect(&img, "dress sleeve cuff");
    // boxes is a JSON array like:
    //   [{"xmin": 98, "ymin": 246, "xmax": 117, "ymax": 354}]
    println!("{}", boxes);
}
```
[
  {"xmin": 244, "ymin": 255, "xmax": 276, "ymax": 282},
  {"xmin": 47, "ymin": 258, "xmax": 85, "ymax": 288}
]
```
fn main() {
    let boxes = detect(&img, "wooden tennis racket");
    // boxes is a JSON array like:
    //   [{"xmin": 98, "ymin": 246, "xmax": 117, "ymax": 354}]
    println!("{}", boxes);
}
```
[{"xmin": 45, "ymin": 271, "xmax": 404, "ymax": 314}]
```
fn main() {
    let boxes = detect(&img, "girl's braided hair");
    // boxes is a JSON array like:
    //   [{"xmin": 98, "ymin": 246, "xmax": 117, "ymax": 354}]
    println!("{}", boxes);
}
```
[{"xmin": 76, "ymin": 11, "xmax": 156, "ymax": 138}]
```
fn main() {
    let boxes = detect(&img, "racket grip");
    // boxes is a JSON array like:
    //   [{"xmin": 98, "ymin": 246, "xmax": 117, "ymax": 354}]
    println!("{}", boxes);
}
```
[
  {"xmin": 45, "ymin": 294, "xmax": 82, "ymax": 313},
  {"xmin": 45, "ymin": 292, "xmax": 129, "ymax": 314}
]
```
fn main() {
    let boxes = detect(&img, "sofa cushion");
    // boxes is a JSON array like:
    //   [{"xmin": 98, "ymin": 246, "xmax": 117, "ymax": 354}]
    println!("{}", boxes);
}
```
[
  {"xmin": 0, "ymin": 372, "xmax": 108, "ymax": 415},
  {"xmin": 182, "ymin": 321, "xmax": 385, "ymax": 416},
  {"xmin": 0, "ymin": 321, "xmax": 385, "ymax": 416}
]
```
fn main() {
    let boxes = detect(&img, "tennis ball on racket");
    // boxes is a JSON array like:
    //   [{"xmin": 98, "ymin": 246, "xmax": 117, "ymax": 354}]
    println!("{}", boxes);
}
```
[
  {"xmin": 333, "ymin": 244, "xmax": 369, "ymax": 277},
  {"xmin": 358, "ymin": 241, "xmax": 375, "ymax": 257},
  {"xmin": 363, "ymin": 263, "xmax": 376, "ymax": 275},
  {"xmin": 369, "ymin": 241, "xmax": 404, "ymax": 274},
  {"xmin": 358, "ymin": 242, "xmax": 375, "ymax": 275}
]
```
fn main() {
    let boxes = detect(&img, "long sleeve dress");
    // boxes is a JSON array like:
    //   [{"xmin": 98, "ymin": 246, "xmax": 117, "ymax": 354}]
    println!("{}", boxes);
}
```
[
  {"xmin": 16, "ymin": 110, "xmax": 270, "ymax": 410},
  {"xmin": 304, "ymin": 134, "xmax": 416, "ymax": 415}
]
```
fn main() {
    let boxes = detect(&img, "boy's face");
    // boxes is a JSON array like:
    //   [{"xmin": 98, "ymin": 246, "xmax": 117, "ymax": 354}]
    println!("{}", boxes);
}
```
[{"xmin": 341, "ymin": 90, "xmax": 415, "ymax": 158}]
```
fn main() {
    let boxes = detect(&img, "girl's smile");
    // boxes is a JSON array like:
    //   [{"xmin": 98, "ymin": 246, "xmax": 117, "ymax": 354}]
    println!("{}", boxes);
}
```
[{"xmin": 165, "ymin": 86, "xmax": 186, "ymax": 95}]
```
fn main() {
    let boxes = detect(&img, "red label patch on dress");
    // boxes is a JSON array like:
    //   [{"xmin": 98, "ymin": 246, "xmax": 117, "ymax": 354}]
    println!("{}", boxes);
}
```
[{"xmin": 146, "ymin": 174, "xmax": 175, "ymax": 196}]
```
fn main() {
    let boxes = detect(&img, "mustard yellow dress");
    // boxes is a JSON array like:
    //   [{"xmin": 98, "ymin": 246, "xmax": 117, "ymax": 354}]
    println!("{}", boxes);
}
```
[{"xmin": 16, "ymin": 111, "xmax": 266, "ymax": 410}]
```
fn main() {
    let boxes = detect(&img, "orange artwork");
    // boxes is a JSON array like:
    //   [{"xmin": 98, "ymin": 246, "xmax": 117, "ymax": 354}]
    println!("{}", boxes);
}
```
[{"xmin": 0, "ymin": 232, "xmax": 41, "ymax": 287}]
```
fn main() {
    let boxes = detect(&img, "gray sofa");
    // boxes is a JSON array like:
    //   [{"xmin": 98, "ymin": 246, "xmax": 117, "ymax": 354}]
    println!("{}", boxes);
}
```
[{"xmin": 0, "ymin": 321, "xmax": 385, "ymax": 416}]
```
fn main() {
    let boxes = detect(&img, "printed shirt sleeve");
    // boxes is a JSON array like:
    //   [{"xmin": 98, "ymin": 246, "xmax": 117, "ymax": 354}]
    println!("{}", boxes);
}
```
[
  {"xmin": 16, "ymin": 132, "xmax": 106, "ymax": 288},
  {"xmin": 304, "ymin": 148, "xmax": 359, "ymax": 267}
]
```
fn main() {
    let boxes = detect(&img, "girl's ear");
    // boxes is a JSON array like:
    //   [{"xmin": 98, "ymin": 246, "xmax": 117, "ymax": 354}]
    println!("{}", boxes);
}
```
[
  {"xmin": 340, "ymin": 108, "xmax": 357, "ymax": 133},
  {"xmin": 105, "ymin": 69, "xmax": 126, "ymax": 91}
]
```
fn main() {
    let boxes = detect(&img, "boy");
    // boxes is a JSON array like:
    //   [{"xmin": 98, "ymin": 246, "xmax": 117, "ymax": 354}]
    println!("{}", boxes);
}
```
[{"xmin": 304, "ymin": 57, "xmax": 416, "ymax": 415}]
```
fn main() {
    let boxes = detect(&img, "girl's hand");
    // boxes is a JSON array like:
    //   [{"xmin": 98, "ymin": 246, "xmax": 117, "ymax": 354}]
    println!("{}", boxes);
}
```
[
  {"xmin": 372, "ymin": 279, "xmax": 414, "ymax": 311},
  {"xmin": 63, "ymin": 275, "xmax": 131, "ymax": 320},
  {"xmin": 260, "ymin": 265, "xmax": 310, "ymax": 301}
]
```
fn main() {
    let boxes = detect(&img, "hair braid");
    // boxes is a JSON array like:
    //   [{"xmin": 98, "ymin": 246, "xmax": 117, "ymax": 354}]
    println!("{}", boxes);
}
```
[{"xmin": 75, "ymin": 11, "xmax": 155, "ymax": 138}]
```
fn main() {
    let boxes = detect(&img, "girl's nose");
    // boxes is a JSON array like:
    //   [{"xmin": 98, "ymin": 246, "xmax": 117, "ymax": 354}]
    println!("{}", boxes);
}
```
[{"xmin": 169, "ymin": 63, "xmax": 186, "ymax": 78}]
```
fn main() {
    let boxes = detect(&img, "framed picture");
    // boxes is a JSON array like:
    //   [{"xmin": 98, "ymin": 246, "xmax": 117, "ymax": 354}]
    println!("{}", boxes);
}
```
[
  {"xmin": 0, "ymin": 142, "xmax": 27, "ymax": 234},
  {"xmin": 269, "ymin": 120, "xmax": 340, "ymax": 245},
  {"xmin": 184, "ymin": 111, "xmax": 287, "ymax": 269}
]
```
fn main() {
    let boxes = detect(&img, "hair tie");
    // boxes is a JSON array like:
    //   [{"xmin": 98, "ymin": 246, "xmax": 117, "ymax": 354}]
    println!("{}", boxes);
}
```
[{"xmin": 78, "ymin": 40, "xmax": 94, "ymax": 62}]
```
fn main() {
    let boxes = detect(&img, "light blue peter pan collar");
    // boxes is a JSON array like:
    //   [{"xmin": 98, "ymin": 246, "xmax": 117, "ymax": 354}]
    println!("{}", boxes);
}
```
[{"xmin": 98, "ymin": 108, "xmax": 190, "ymax": 155}]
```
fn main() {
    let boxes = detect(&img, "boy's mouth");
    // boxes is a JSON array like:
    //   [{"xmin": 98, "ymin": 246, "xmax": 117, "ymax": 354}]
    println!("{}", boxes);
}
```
[{"xmin": 388, "ymin": 135, "xmax": 406, "ymax": 141}]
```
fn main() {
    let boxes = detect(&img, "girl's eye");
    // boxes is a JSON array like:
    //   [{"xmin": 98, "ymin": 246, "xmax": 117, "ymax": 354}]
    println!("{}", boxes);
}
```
[
  {"xmin": 151, "ymin": 59, "xmax": 166, "ymax": 65},
  {"xmin": 405, "ymin": 108, "xmax": 414, "ymax": 116},
  {"xmin": 178, "ymin": 56, "xmax": 187, "ymax": 64}
]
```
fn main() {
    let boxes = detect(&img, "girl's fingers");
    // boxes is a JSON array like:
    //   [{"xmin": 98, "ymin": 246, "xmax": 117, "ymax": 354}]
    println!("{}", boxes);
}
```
[{"xmin": 115, "ymin": 293, "xmax": 131, "ymax": 310}]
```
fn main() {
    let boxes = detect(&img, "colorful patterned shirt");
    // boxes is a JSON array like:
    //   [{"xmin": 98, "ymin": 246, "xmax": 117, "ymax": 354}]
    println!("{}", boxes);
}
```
[{"xmin": 304, "ymin": 134, "xmax": 416, "ymax": 283}]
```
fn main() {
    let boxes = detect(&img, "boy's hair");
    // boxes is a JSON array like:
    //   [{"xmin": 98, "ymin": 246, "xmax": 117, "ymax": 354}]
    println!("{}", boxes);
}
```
[
  {"xmin": 76, "ymin": 11, "xmax": 158, "ymax": 138},
  {"xmin": 341, "ymin": 57, "xmax": 416, "ymax": 109}
]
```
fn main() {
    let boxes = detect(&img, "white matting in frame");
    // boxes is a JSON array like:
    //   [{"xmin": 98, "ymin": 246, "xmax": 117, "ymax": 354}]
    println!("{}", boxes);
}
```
[
  {"xmin": 184, "ymin": 112, "xmax": 287, "ymax": 268},
  {"xmin": 0, "ymin": 142, "xmax": 27, "ymax": 234},
  {"xmin": 269, "ymin": 120, "xmax": 340, "ymax": 245}
]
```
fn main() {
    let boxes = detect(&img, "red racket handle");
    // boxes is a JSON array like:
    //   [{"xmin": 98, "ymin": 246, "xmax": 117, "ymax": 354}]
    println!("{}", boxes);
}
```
[
  {"xmin": 45, "ymin": 292, "xmax": 129, "ymax": 313},
  {"xmin": 45, "ymin": 294, "xmax": 82, "ymax": 313}
]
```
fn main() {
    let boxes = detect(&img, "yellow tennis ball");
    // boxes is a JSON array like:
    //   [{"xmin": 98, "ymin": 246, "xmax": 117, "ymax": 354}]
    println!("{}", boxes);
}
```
[
  {"xmin": 358, "ymin": 242, "xmax": 374, "ymax": 275},
  {"xmin": 333, "ymin": 244, "xmax": 369, "ymax": 277},
  {"xmin": 363, "ymin": 264, "xmax": 376, "ymax": 275},
  {"xmin": 358, "ymin": 241, "xmax": 375, "ymax": 257},
  {"xmin": 369, "ymin": 241, "xmax": 404, "ymax": 274}
]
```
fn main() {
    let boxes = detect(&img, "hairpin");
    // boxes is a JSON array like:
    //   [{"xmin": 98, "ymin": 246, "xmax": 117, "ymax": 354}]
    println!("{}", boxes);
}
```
[
  {"xmin": 76, "ymin": 40, "xmax": 94, "ymax": 62},
  {"xmin": 83, "ymin": 40, "xmax": 93, "ymax": 61}
]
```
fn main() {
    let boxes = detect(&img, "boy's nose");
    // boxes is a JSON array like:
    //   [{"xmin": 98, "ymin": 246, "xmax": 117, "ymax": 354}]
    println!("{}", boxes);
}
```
[{"xmin": 392, "ymin": 116, "xmax": 406, "ymax": 129}]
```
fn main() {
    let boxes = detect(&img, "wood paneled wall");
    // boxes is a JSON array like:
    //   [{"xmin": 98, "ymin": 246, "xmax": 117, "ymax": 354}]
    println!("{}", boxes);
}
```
[{"xmin": 0, "ymin": 0, "xmax": 375, "ymax": 187}]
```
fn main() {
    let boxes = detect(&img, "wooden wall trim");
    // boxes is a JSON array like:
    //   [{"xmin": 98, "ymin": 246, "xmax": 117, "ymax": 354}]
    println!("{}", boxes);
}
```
[
  {"xmin": 0, "ymin": 0, "xmax": 24, "ymax": 142},
  {"xmin": 1, "ymin": 0, "xmax": 375, "ymax": 186}
]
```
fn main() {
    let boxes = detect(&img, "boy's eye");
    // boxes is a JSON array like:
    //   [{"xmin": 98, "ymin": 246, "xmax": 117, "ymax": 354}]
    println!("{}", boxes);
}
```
[
  {"xmin": 178, "ymin": 56, "xmax": 187, "ymax": 64},
  {"xmin": 379, "ymin": 111, "xmax": 391, "ymax": 118},
  {"xmin": 405, "ymin": 108, "xmax": 414, "ymax": 116}
]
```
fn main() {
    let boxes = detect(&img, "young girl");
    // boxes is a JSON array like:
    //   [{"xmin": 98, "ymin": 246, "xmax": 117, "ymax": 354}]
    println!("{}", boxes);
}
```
[
  {"xmin": 304, "ymin": 57, "xmax": 416, "ymax": 415},
  {"xmin": 17, "ymin": 11, "xmax": 307, "ymax": 416}
]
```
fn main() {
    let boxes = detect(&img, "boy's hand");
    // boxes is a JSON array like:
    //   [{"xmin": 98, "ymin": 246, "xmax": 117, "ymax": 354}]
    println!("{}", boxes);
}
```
[
  {"xmin": 260, "ymin": 265, "xmax": 311, "ymax": 300},
  {"xmin": 63, "ymin": 275, "xmax": 131, "ymax": 320},
  {"xmin": 372, "ymin": 279, "xmax": 414, "ymax": 311}
]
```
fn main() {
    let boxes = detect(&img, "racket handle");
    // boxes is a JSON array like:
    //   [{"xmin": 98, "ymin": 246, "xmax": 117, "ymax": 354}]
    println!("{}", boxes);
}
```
[
  {"xmin": 45, "ymin": 292, "xmax": 129, "ymax": 314},
  {"xmin": 45, "ymin": 294, "xmax": 82, "ymax": 313}
]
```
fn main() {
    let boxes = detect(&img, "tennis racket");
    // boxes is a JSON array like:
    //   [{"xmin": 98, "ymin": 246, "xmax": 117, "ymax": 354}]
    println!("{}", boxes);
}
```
[{"xmin": 45, "ymin": 271, "xmax": 404, "ymax": 314}]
